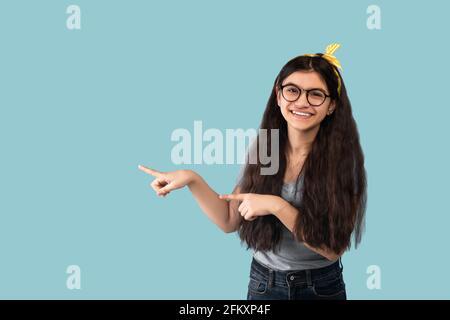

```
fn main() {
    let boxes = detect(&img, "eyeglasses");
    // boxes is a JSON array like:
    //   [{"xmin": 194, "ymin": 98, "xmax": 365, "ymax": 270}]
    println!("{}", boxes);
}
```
[{"xmin": 280, "ymin": 84, "xmax": 330, "ymax": 107}]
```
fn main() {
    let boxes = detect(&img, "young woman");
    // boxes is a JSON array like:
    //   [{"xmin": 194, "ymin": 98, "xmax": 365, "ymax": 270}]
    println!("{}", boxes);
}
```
[{"xmin": 139, "ymin": 43, "xmax": 367, "ymax": 300}]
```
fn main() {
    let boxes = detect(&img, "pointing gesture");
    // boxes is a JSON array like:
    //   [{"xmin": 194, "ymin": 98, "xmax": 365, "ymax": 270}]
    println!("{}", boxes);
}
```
[
  {"xmin": 138, "ymin": 165, "xmax": 164, "ymax": 179},
  {"xmin": 138, "ymin": 165, "xmax": 195, "ymax": 197},
  {"xmin": 219, "ymin": 193, "xmax": 283, "ymax": 221},
  {"xmin": 218, "ymin": 193, "xmax": 248, "ymax": 201},
  {"xmin": 138, "ymin": 164, "xmax": 288, "ymax": 233}
]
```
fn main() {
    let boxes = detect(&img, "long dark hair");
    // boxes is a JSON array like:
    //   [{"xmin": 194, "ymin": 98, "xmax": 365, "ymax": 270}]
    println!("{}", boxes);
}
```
[{"xmin": 237, "ymin": 54, "xmax": 367, "ymax": 255}]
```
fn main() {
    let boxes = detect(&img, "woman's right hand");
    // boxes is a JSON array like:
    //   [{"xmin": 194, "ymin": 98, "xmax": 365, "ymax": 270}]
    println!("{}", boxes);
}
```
[{"xmin": 138, "ymin": 165, "xmax": 196, "ymax": 197}]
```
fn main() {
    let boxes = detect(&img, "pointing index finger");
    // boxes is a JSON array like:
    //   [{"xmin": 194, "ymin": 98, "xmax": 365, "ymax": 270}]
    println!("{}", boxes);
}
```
[
  {"xmin": 138, "ymin": 165, "xmax": 163, "ymax": 178},
  {"xmin": 219, "ymin": 193, "xmax": 246, "ymax": 201}
]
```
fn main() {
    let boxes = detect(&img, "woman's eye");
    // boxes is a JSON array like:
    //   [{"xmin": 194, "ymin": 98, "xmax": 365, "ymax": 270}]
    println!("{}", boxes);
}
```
[{"xmin": 311, "ymin": 91, "xmax": 325, "ymax": 97}]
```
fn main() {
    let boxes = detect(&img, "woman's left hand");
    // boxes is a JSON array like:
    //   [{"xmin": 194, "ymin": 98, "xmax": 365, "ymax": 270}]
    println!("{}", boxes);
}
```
[{"xmin": 219, "ymin": 193, "xmax": 285, "ymax": 221}]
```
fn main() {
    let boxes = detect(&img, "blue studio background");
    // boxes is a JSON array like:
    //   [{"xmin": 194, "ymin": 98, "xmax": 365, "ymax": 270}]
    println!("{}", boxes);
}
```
[{"xmin": 1, "ymin": 0, "xmax": 449, "ymax": 299}]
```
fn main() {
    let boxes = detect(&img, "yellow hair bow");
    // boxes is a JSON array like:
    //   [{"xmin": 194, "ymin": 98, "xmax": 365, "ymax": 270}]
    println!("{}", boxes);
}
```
[{"xmin": 304, "ymin": 43, "xmax": 342, "ymax": 95}]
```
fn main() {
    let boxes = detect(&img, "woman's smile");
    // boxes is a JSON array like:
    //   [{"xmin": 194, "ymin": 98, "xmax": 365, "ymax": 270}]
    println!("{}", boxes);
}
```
[{"xmin": 290, "ymin": 109, "xmax": 315, "ymax": 120}]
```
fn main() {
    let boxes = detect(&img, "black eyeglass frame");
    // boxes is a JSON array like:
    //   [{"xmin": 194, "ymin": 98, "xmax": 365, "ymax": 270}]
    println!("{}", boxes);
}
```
[{"xmin": 280, "ymin": 84, "xmax": 331, "ymax": 106}]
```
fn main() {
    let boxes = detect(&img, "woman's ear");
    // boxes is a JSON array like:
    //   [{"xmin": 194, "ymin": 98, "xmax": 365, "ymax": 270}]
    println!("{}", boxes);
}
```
[
  {"xmin": 328, "ymin": 101, "xmax": 336, "ymax": 115},
  {"xmin": 275, "ymin": 87, "xmax": 281, "ymax": 107}
]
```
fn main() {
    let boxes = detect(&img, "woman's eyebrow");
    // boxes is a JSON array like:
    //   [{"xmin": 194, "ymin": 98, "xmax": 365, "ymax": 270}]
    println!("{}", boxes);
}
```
[{"xmin": 282, "ymin": 82, "xmax": 326, "ymax": 91}]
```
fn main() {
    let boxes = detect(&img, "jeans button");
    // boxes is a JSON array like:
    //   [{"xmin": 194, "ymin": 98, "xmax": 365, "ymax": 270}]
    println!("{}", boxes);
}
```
[{"xmin": 290, "ymin": 275, "xmax": 295, "ymax": 280}]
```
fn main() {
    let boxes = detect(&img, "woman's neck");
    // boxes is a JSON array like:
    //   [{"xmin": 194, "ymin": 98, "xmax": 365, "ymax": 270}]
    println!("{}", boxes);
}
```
[{"xmin": 286, "ymin": 124, "xmax": 319, "ymax": 158}]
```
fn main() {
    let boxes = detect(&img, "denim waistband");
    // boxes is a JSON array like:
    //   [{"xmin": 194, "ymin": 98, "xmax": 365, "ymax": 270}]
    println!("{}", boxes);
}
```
[{"xmin": 250, "ymin": 256, "xmax": 343, "ymax": 287}]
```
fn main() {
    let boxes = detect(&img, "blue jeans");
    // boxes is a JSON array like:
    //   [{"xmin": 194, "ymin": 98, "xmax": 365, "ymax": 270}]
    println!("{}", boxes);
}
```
[{"xmin": 246, "ymin": 257, "xmax": 347, "ymax": 300}]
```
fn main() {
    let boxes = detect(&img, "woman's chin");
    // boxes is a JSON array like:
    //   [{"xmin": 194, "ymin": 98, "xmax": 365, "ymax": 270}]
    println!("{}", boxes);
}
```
[{"xmin": 287, "ymin": 120, "xmax": 318, "ymax": 132}]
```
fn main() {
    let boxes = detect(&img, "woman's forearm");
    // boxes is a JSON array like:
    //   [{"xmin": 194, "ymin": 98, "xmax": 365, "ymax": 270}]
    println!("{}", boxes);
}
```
[{"xmin": 187, "ymin": 171, "xmax": 231, "ymax": 232}]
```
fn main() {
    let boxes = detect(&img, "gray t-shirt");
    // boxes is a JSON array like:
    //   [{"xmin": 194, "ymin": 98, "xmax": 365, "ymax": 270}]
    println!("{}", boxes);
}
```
[{"xmin": 236, "ymin": 168, "xmax": 335, "ymax": 271}]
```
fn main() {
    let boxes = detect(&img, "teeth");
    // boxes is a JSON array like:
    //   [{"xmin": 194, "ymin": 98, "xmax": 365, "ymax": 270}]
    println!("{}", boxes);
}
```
[{"xmin": 292, "ymin": 111, "xmax": 312, "ymax": 117}]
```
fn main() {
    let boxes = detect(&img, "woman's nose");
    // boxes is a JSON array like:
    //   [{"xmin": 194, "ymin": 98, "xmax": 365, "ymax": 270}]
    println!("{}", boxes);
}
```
[{"xmin": 294, "ymin": 92, "xmax": 310, "ymax": 107}]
